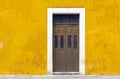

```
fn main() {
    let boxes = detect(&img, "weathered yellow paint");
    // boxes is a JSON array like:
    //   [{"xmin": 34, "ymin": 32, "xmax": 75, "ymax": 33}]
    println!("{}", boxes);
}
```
[{"xmin": 0, "ymin": 0, "xmax": 120, "ymax": 74}]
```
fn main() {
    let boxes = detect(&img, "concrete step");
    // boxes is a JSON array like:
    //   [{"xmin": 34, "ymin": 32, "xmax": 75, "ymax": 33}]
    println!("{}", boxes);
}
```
[{"xmin": 0, "ymin": 75, "xmax": 120, "ymax": 79}]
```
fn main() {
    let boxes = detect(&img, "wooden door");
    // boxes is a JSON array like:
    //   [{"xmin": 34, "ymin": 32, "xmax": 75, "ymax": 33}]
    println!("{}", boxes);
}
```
[{"xmin": 53, "ymin": 14, "xmax": 79, "ymax": 72}]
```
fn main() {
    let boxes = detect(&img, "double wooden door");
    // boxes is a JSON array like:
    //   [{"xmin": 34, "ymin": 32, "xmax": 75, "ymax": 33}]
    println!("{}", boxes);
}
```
[{"xmin": 53, "ymin": 14, "xmax": 79, "ymax": 72}]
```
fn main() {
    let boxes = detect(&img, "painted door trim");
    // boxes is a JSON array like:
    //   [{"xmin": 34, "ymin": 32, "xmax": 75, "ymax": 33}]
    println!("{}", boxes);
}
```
[{"xmin": 47, "ymin": 8, "xmax": 85, "ymax": 75}]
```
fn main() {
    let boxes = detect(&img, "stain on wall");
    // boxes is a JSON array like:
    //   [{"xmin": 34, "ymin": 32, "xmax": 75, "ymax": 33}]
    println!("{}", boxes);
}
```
[{"xmin": 0, "ymin": 0, "xmax": 120, "ymax": 74}]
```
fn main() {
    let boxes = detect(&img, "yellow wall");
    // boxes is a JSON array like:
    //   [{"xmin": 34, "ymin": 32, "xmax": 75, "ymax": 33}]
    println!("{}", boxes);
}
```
[{"xmin": 0, "ymin": 0, "xmax": 120, "ymax": 74}]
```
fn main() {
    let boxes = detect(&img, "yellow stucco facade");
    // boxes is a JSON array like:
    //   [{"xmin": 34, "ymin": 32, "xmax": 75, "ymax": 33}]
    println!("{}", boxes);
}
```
[{"xmin": 0, "ymin": 0, "xmax": 120, "ymax": 74}]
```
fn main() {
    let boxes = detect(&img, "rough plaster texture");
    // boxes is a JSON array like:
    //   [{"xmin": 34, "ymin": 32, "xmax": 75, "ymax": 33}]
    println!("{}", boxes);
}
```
[{"xmin": 0, "ymin": 0, "xmax": 120, "ymax": 74}]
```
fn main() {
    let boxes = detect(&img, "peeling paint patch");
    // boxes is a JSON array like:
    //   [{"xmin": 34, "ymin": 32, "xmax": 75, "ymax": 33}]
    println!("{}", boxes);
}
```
[{"xmin": 0, "ymin": 42, "xmax": 4, "ymax": 49}]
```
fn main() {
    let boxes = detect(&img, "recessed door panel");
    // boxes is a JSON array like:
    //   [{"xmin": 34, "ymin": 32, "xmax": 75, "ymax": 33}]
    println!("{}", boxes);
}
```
[{"xmin": 53, "ymin": 14, "xmax": 79, "ymax": 72}]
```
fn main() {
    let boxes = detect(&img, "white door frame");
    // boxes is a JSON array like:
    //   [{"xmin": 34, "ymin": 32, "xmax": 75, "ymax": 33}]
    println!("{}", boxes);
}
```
[{"xmin": 47, "ymin": 8, "xmax": 85, "ymax": 75}]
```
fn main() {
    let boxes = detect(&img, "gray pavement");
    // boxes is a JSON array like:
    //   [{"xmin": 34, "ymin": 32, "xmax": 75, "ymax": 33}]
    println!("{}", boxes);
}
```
[{"xmin": 0, "ymin": 75, "xmax": 120, "ymax": 79}]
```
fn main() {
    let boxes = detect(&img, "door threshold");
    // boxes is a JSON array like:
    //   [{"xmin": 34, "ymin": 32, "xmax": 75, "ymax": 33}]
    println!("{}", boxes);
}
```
[{"xmin": 53, "ymin": 72, "xmax": 80, "ymax": 75}]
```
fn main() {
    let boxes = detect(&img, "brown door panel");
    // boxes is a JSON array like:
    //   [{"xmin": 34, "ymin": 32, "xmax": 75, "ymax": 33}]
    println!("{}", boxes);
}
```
[{"xmin": 53, "ymin": 14, "xmax": 79, "ymax": 72}]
